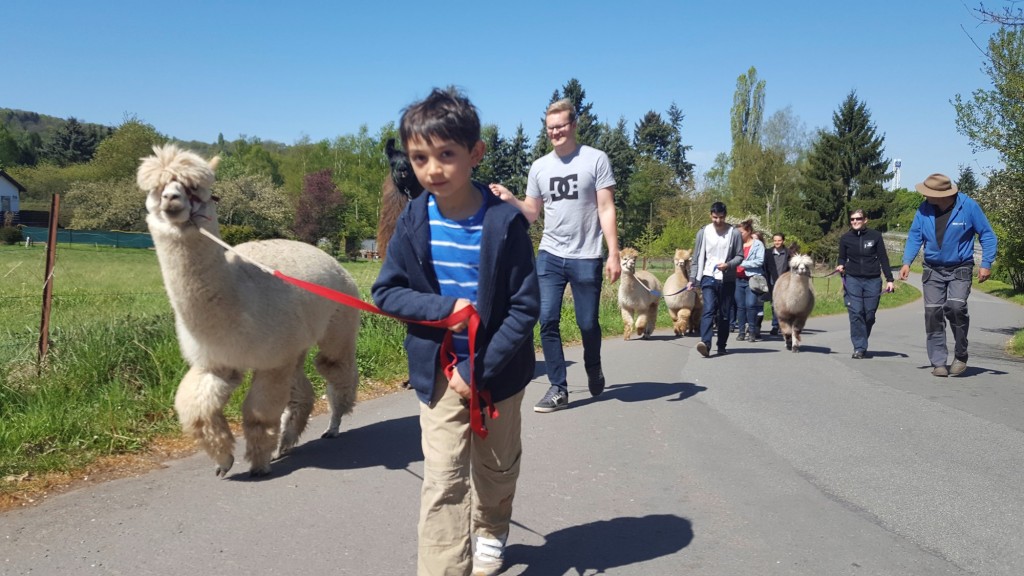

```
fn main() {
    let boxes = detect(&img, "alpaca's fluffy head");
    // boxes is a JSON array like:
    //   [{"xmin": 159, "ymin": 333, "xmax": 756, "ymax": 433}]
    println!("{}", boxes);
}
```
[
  {"xmin": 620, "ymin": 247, "xmax": 640, "ymax": 274},
  {"xmin": 789, "ymin": 254, "xmax": 814, "ymax": 276},
  {"xmin": 138, "ymin": 144, "xmax": 220, "ymax": 226},
  {"xmin": 673, "ymin": 248, "xmax": 692, "ymax": 277}
]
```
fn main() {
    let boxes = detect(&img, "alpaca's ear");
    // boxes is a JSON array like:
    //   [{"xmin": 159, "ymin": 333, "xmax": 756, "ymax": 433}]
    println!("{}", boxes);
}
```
[
  {"xmin": 789, "ymin": 242, "xmax": 800, "ymax": 255},
  {"xmin": 209, "ymin": 156, "xmax": 221, "ymax": 172}
]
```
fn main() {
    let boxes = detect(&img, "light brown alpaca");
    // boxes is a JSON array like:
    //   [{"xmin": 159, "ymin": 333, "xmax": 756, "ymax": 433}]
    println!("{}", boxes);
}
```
[
  {"xmin": 772, "ymin": 252, "xmax": 815, "ymax": 352},
  {"xmin": 139, "ymin": 144, "xmax": 361, "ymax": 477},
  {"xmin": 662, "ymin": 248, "xmax": 703, "ymax": 336},
  {"xmin": 618, "ymin": 248, "xmax": 662, "ymax": 340}
]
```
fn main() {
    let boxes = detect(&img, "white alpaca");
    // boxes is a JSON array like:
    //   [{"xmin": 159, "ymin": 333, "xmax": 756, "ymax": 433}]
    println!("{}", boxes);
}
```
[
  {"xmin": 138, "ymin": 144, "xmax": 361, "ymax": 477},
  {"xmin": 662, "ymin": 248, "xmax": 702, "ymax": 337},
  {"xmin": 772, "ymin": 252, "xmax": 815, "ymax": 352},
  {"xmin": 618, "ymin": 247, "xmax": 662, "ymax": 340}
]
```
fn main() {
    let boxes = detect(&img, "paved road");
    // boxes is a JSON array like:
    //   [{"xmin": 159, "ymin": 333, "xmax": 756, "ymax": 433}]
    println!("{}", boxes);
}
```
[{"xmin": 3, "ymin": 278, "xmax": 1023, "ymax": 575}]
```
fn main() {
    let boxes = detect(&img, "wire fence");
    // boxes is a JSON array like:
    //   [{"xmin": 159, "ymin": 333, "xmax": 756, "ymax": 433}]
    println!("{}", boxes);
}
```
[
  {"xmin": 20, "ymin": 227, "xmax": 154, "ymax": 249},
  {"xmin": 0, "ymin": 241, "xmax": 385, "ymax": 369}
]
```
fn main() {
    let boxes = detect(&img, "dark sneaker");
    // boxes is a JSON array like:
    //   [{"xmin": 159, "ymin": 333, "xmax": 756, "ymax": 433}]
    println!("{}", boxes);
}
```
[
  {"xmin": 770, "ymin": 327, "xmax": 779, "ymax": 336},
  {"xmin": 534, "ymin": 386, "xmax": 568, "ymax": 413},
  {"xmin": 852, "ymin": 350, "xmax": 865, "ymax": 359},
  {"xmin": 696, "ymin": 341, "xmax": 710, "ymax": 358},
  {"xmin": 931, "ymin": 365, "xmax": 949, "ymax": 377},
  {"xmin": 749, "ymin": 332, "xmax": 761, "ymax": 343},
  {"xmin": 717, "ymin": 347, "xmax": 729, "ymax": 356},
  {"xmin": 950, "ymin": 358, "xmax": 967, "ymax": 376},
  {"xmin": 587, "ymin": 369, "xmax": 606, "ymax": 397}
]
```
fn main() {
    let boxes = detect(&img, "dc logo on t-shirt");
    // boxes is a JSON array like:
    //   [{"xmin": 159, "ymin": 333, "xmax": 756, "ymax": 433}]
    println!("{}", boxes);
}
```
[{"xmin": 548, "ymin": 175, "xmax": 579, "ymax": 202}]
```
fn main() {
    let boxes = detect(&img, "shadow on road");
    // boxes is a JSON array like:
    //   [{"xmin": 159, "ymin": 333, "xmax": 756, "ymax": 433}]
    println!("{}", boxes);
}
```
[
  {"xmin": 237, "ymin": 415, "xmax": 423, "ymax": 480},
  {"xmin": 569, "ymin": 381, "xmax": 706, "ymax": 409},
  {"xmin": 505, "ymin": 514, "xmax": 694, "ymax": 575}
]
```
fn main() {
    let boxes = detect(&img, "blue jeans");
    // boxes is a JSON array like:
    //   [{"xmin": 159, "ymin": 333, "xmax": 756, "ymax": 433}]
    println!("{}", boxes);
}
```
[
  {"xmin": 734, "ymin": 278, "xmax": 760, "ymax": 337},
  {"xmin": 700, "ymin": 276, "xmax": 735, "ymax": 350},
  {"xmin": 537, "ymin": 251, "xmax": 604, "ymax": 392},
  {"xmin": 844, "ymin": 275, "xmax": 881, "ymax": 353}
]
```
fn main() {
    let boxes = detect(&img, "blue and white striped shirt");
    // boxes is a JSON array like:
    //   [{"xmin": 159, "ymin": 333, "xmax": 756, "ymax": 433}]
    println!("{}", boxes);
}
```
[{"xmin": 428, "ymin": 191, "xmax": 485, "ymax": 361}]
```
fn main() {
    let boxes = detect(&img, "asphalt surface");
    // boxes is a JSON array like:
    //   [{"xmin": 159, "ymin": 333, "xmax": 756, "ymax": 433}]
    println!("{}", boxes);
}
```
[{"xmin": 2, "ymin": 275, "xmax": 1023, "ymax": 576}]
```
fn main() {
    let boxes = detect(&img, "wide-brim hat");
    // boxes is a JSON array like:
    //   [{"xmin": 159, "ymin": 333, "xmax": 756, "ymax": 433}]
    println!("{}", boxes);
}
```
[{"xmin": 915, "ymin": 173, "xmax": 959, "ymax": 198}]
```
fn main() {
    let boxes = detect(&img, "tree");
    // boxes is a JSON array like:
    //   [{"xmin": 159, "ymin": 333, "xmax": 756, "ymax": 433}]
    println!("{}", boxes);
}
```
[
  {"xmin": 957, "ymin": 165, "xmax": 981, "ymax": 196},
  {"xmin": 666, "ymin": 102, "xmax": 695, "ymax": 186},
  {"xmin": 0, "ymin": 124, "xmax": 20, "ymax": 168},
  {"xmin": 803, "ymin": 91, "xmax": 892, "ymax": 235},
  {"xmin": 293, "ymin": 169, "xmax": 344, "ymax": 245},
  {"xmin": 954, "ymin": 27, "xmax": 1024, "ymax": 171},
  {"xmin": 65, "ymin": 178, "xmax": 146, "ymax": 231},
  {"xmin": 731, "ymin": 66, "xmax": 766, "ymax": 149},
  {"xmin": 954, "ymin": 17, "xmax": 1024, "ymax": 288},
  {"xmin": 88, "ymin": 117, "xmax": 165, "ymax": 180},
  {"xmin": 214, "ymin": 173, "xmax": 293, "ymax": 239},
  {"xmin": 633, "ymin": 111, "xmax": 674, "ymax": 164},
  {"xmin": 597, "ymin": 118, "xmax": 636, "ymax": 214},
  {"xmin": 41, "ymin": 117, "xmax": 98, "ymax": 166}
]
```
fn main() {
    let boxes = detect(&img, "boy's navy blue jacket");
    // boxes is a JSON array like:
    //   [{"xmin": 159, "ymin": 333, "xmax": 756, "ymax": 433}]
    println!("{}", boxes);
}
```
[{"xmin": 372, "ymin": 184, "xmax": 540, "ymax": 406}]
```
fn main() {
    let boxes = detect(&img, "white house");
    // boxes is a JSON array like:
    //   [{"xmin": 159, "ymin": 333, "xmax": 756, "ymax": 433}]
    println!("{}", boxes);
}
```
[{"xmin": 0, "ymin": 169, "xmax": 24, "ymax": 223}]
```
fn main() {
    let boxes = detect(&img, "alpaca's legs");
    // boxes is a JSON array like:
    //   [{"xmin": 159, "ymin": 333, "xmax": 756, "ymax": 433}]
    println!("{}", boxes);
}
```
[
  {"xmin": 620, "ymin": 307, "xmax": 635, "ymax": 340},
  {"xmin": 672, "ymin": 308, "xmax": 687, "ymax": 336},
  {"xmin": 641, "ymin": 302, "xmax": 658, "ymax": 338},
  {"xmin": 174, "ymin": 365, "xmax": 243, "ymax": 477},
  {"xmin": 279, "ymin": 355, "xmax": 314, "ymax": 457},
  {"xmin": 243, "ymin": 364, "xmax": 295, "ymax": 476},
  {"xmin": 317, "ymin": 307, "xmax": 360, "ymax": 438}
]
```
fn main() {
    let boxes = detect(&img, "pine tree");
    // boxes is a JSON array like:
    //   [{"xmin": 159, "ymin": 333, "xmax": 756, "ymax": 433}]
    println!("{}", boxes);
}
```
[
  {"xmin": 803, "ymin": 91, "xmax": 892, "ymax": 234},
  {"xmin": 957, "ymin": 165, "xmax": 980, "ymax": 197},
  {"xmin": 666, "ymin": 102, "xmax": 695, "ymax": 186},
  {"xmin": 41, "ymin": 117, "xmax": 98, "ymax": 166}
]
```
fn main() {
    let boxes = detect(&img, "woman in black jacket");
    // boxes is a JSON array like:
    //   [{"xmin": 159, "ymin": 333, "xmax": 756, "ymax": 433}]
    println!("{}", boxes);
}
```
[{"xmin": 836, "ymin": 209, "xmax": 895, "ymax": 359}]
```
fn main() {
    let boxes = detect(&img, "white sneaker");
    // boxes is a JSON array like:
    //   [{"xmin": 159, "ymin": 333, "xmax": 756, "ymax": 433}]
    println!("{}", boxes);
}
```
[{"xmin": 472, "ymin": 533, "xmax": 507, "ymax": 576}]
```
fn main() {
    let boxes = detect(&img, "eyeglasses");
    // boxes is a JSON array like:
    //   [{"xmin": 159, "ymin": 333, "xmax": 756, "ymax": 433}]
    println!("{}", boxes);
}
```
[
  {"xmin": 850, "ymin": 217, "xmax": 865, "ymax": 222},
  {"xmin": 546, "ymin": 121, "xmax": 574, "ymax": 134}
]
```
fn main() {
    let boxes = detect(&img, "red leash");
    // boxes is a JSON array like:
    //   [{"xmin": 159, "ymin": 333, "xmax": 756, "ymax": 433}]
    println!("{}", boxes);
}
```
[{"xmin": 273, "ymin": 271, "xmax": 495, "ymax": 439}]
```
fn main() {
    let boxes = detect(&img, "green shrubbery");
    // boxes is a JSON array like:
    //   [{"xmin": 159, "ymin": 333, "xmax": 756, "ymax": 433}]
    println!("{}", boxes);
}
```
[{"xmin": 0, "ymin": 226, "xmax": 23, "ymax": 245}]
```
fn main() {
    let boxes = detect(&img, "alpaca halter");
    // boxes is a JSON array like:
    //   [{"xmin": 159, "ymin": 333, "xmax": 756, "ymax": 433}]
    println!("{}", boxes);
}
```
[{"xmin": 185, "ymin": 187, "xmax": 219, "ymax": 223}]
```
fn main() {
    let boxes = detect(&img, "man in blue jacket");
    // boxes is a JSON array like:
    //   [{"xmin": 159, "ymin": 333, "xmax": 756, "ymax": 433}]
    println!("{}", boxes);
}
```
[{"xmin": 899, "ymin": 173, "xmax": 998, "ymax": 378}]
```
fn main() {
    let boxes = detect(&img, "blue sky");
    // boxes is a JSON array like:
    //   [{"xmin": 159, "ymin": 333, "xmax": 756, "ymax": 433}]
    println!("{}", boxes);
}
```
[{"xmin": 4, "ymin": 0, "xmax": 1004, "ymax": 188}]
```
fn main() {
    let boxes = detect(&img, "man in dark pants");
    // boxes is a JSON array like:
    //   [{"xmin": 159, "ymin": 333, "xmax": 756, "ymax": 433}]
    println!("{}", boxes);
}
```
[
  {"xmin": 686, "ymin": 202, "xmax": 743, "ymax": 357},
  {"xmin": 764, "ymin": 232, "xmax": 791, "ymax": 336},
  {"xmin": 899, "ymin": 173, "xmax": 998, "ymax": 377}
]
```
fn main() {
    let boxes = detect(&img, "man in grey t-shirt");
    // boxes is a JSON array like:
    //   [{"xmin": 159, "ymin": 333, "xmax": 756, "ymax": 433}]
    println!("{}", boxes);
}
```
[{"xmin": 490, "ymin": 98, "xmax": 620, "ymax": 413}]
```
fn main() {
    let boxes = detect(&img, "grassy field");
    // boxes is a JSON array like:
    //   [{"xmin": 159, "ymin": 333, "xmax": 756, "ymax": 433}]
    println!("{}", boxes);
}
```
[{"xmin": 0, "ymin": 245, "xmax": 930, "ymax": 495}]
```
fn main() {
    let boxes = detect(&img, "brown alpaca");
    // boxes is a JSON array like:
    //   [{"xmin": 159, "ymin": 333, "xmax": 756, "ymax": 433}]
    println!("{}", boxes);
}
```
[
  {"xmin": 618, "ymin": 248, "xmax": 662, "ymax": 340},
  {"xmin": 663, "ymin": 248, "xmax": 702, "ymax": 336},
  {"xmin": 772, "ymin": 251, "xmax": 815, "ymax": 352}
]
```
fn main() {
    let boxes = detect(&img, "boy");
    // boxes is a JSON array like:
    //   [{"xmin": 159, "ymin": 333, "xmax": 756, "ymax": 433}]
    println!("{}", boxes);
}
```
[{"xmin": 372, "ymin": 87, "xmax": 540, "ymax": 576}]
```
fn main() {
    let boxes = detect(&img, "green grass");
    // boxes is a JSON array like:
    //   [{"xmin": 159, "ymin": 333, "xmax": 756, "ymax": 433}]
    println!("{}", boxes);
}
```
[{"xmin": 973, "ymin": 277, "xmax": 1024, "ymax": 356}]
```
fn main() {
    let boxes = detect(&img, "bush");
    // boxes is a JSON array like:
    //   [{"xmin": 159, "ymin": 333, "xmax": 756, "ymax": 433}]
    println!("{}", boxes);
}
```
[
  {"xmin": 0, "ymin": 226, "xmax": 24, "ymax": 245},
  {"xmin": 220, "ymin": 225, "xmax": 259, "ymax": 245}
]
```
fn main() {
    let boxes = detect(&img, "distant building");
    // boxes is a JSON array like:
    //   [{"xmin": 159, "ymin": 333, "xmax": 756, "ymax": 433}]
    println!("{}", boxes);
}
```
[{"xmin": 0, "ymin": 169, "xmax": 25, "ymax": 224}]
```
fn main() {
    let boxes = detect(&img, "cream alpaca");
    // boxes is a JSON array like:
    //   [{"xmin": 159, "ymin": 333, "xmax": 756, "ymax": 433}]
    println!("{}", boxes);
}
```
[
  {"xmin": 618, "ymin": 248, "xmax": 662, "ymax": 340},
  {"xmin": 662, "ymin": 248, "xmax": 702, "ymax": 336},
  {"xmin": 138, "ymin": 144, "xmax": 361, "ymax": 477},
  {"xmin": 772, "ymin": 252, "xmax": 815, "ymax": 352}
]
